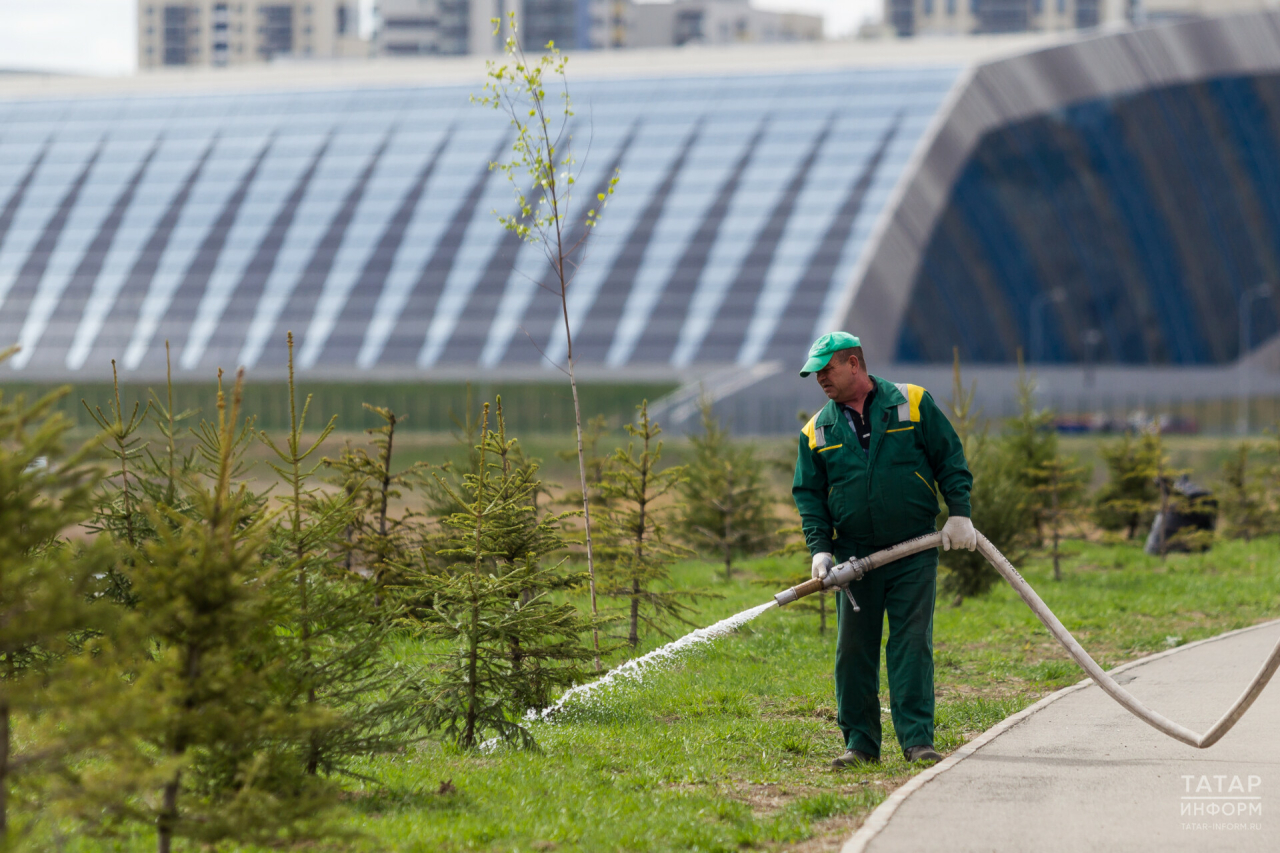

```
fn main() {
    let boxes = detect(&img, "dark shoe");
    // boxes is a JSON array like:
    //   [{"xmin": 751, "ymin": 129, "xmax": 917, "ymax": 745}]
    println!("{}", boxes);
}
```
[
  {"xmin": 832, "ymin": 749, "xmax": 880, "ymax": 769},
  {"xmin": 904, "ymin": 744, "xmax": 943, "ymax": 764}
]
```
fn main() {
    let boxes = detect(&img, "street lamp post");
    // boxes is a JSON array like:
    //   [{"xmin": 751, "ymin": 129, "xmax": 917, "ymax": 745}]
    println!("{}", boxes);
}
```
[
  {"xmin": 1082, "ymin": 328, "xmax": 1103, "ymax": 390},
  {"xmin": 1029, "ymin": 288, "xmax": 1067, "ymax": 364},
  {"xmin": 1237, "ymin": 283, "xmax": 1273, "ymax": 436}
]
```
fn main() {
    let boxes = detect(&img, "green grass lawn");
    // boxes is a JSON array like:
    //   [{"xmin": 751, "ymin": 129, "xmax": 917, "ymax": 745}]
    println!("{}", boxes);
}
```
[{"xmin": 64, "ymin": 536, "xmax": 1280, "ymax": 852}]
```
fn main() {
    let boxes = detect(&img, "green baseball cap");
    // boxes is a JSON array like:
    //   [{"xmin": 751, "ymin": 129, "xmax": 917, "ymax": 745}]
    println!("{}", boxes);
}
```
[{"xmin": 799, "ymin": 332, "xmax": 861, "ymax": 377}]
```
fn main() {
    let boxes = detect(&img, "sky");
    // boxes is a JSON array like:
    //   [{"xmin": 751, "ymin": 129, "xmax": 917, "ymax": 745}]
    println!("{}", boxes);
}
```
[{"xmin": 0, "ymin": 0, "xmax": 881, "ymax": 76}]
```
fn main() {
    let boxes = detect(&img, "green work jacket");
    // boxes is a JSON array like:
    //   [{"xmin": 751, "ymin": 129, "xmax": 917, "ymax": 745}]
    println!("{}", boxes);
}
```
[{"xmin": 792, "ymin": 376, "xmax": 972, "ymax": 559}]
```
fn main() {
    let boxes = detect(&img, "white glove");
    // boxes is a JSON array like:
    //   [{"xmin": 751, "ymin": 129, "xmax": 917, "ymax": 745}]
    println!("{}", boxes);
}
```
[
  {"xmin": 941, "ymin": 515, "xmax": 977, "ymax": 551},
  {"xmin": 811, "ymin": 552, "xmax": 834, "ymax": 580}
]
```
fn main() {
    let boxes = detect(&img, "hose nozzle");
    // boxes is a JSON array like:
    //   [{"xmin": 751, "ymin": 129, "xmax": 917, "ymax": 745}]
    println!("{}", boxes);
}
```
[
  {"xmin": 772, "ymin": 534, "xmax": 945, "ymax": 607},
  {"xmin": 773, "ymin": 577, "xmax": 824, "ymax": 607}
]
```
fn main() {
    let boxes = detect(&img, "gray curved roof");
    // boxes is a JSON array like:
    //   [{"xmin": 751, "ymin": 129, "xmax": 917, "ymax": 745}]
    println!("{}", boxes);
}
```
[{"xmin": 0, "ymin": 64, "xmax": 957, "ymax": 381}]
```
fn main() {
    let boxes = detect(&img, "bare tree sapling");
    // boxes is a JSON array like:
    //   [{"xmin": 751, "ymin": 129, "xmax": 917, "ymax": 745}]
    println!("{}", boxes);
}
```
[{"xmin": 473, "ymin": 14, "xmax": 620, "ymax": 669}]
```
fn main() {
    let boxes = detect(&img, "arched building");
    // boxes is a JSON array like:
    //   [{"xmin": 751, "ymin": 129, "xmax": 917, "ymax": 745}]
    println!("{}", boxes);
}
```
[{"xmin": 3, "ymin": 15, "xmax": 1280, "ymax": 431}]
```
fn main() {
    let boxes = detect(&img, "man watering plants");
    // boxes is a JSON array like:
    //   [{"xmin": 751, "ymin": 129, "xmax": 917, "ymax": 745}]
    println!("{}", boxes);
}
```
[{"xmin": 792, "ymin": 332, "xmax": 975, "ymax": 768}]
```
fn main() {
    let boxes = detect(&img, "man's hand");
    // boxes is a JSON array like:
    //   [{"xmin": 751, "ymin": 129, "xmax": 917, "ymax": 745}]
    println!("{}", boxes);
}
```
[
  {"xmin": 941, "ymin": 515, "xmax": 977, "ymax": 551},
  {"xmin": 811, "ymin": 552, "xmax": 835, "ymax": 580}
]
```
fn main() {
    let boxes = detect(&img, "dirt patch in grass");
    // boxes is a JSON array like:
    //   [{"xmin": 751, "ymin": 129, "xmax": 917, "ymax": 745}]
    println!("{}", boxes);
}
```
[
  {"xmin": 773, "ymin": 774, "xmax": 909, "ymax": 852},
  {"xmin": 780, "ymin": 812, "xmax": 866, "ymax": 852},
  {"xmin": 730, "ymin": 782, "xmax": 817, "ymax": 817},
  {"xmin": 936, "ymin": 682, "xmax": 1051, "ymax": 702}
]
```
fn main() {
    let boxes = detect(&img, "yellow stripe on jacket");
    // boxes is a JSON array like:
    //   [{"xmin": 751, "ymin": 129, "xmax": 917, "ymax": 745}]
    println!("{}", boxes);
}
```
[
  {"xmin": 907, "ymin": 384, "xmax": 925, "ymax": 423},
  {"xmin": 802, "ymin": 413, "xmax": 821, "ymax": 450}
]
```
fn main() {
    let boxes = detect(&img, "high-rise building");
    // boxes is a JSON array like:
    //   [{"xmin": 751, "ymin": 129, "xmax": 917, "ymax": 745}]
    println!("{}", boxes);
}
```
[
  {"xmin": 523, "ymin": 0, "xmax": 582, "ymax": 48},
  {"xmin": 633, "ymin": 0, "xmax": 822, "ymax": 48},
  {"xmin": 376, "ymin": 0, "xmax": 642, "ymax": 55},
  {"xmin": 375, "ymin": 0, "xmax": 819, "ymax": 56},
  {"xmin": 1137, "ymin": 0, "xmax": 1280, "ymax": 24},
  {"xmin": 886, "ymin": 0, "xmax": 1278, "ymax": 37},
  {"xmin": 137, "ymin": 1, "xmax": 368, "ymax": 69},
  {"xmin": 376, "ymin": 0, "xmax": 514, "ymax": 56},
  {"xmin": 885, "ymin": 0, "xmax": 1124, "ymax": 36}
]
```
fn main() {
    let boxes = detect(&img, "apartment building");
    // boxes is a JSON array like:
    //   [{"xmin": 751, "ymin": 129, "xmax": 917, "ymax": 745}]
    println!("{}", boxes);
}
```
[
  {"xmin": 1138, "ymin": 0, "xmax": 1280, "ymax": 24},
  {"xmin": 886, "ymin": 0, "xmax": 1279, "ymax": 37},
  {"xmin": 138, "ymin": 1, "xmax": 368, "ymax": 68},
  {"xmin": 885, "ymin": 0, "xmax": 1125, "ymax": 36},
  {"xmin": 375, "ymin": 0, "xmax": 511, "ymax": 55},
  {"xmin": 662, "ymin": 0, "xmax": 822, "ymax": 46},
  {"xmin": 375, "ymin": 0, "xmax": 819, "ymax": 56}
]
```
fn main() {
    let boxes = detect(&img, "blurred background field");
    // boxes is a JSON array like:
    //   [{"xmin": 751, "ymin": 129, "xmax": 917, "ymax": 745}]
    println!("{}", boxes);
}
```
[{"xmin": 22, "ymin": 380, "xmax": 1271, "ymax": 499}]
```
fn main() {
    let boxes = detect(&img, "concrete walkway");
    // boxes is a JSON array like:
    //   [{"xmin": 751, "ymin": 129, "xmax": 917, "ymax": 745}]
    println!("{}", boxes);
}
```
[{"xmin": 852, "ymin": 620, "xmax": 1280, "ymax": 853}]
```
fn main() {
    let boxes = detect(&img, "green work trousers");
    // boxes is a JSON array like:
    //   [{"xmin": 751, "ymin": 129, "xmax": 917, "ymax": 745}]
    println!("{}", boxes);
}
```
[{"xmin": 834, "ymin": 549, "xmax": 937, "ymax": 757}]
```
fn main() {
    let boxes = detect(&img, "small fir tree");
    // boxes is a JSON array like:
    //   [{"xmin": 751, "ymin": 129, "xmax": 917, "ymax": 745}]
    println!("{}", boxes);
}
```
[
  {"xmin": 476, "ymin": 399, "xmax": 583, "ymax": 710},
  {"xmin": 0, "ymin": 349, "xmax": 107, "ymax": 837},
  {"xmin": 82, "ymin": 360, "xmax": 147, "ymax": 549},
  {"xmin": 324, "ymin": 404, "xmax": 425, "ymax": 598},
  {"xmin": 679, "ymin": 401, "xmax": 779, "ymax": 581},
  {"xmin": 1121, "ymin": 427, "xmax": 1211, "ymax": 556},
  {"xmin": 597, "ymin": 402, "xmax": 696, "ymax": 648},
  {"xmin": 82, "ymin": 360, "xmax": 152, "ymax": 607},
  {"xmin": 61, "ymin": 372, "xmax": 337, "ymax": 852},
  {"xmin": 941, "ymin": 351, "xmax": 1035, "ymax": 603},
  {"xmin": 422, "ymin": 384, "xmax": 485, "ymax": 523},
  {"xmin": 85, "ymin": 344, "xmax": 202, "ymax": 606},
  {"xmin": 1220, "ymin": 443, "xmax": 1269, "ymax": 541},
  {"xmin": 406, "ymin": 403, "xmax": 594, "ymax": 748},
  {"xmin": 144, "ymin": 342, "xmax": 197, "ymax": 508},
  {"xmin": 1004, "ymin": 355, "xmax": 1058, "ymax": 544},
  {"xmin": 1031, "ymin": 455, "xmax": 1088, "ymax": 581},
  {"xmin": 259, "ymin": 334, "xmax": 417, "ymax": 778},
  {"xmin": 1152, "ymin": 426, "xmax": 1173, "ymax": 556},
  {"xmin": 1260, "ymin": 425, "xmax": 1280, "ymax": 513},
  {"xmin": 1094, "ymin": 431, "xmax": 1162, "ymax": 539},
  {"xmin": 438, "ymin": 391, "xmax": 553, "ymax": 518}
]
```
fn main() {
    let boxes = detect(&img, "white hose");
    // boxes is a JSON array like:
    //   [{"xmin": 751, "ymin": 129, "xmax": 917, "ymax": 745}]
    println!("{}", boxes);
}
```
[{"xmin": 777, "ymin": 531, "xmax": 1280, "ymax": 749}]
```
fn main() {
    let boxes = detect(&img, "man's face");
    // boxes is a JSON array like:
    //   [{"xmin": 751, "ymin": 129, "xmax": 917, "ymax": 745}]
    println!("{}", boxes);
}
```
[{"xmin": 815, "ymin": 350, "xmax": 862, "ymax": 402}]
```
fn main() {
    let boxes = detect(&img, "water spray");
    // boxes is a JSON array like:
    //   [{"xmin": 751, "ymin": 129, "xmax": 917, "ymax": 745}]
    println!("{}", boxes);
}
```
[
  {"xmin": 773, "ymin": 530, "xmax": 1280, "ymax": 748},
  {"xmin": 532, "ymin": 600, "xmax": 778, "ymax": 721}
]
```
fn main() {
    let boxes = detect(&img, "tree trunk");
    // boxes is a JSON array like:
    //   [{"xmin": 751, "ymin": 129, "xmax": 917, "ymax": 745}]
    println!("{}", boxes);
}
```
[
  {"xmin": 160, "ymin": 640, "xmax": 203, "ymax": 852},
  {"xmin": 631, "ymin": 456, "xmax": 648, "ymax": 650},
  {"xmin": 112, "ymin": 361, "xmax": 137, "ymax": 548},
  {"xmin": 1157, "ymin": 461, "xmax": 1170, "ymax": 558},
  {"xmin": 341, "ymin": 440, "xmax": 356, "ymax": 573},
  {"xmin": 0, "ymin": 698, "xmax": 8, "ymax": 836},
  {"xmin": 299, "ymin": 505, "xmax": 320, "ymax": 774},
  {"xmin": 464, "ymin": 577, "xmax": 481, "ymax": 748},
  {"xmin": 722, "ymin": 471, "xmax": 735, "ymax": 581},
  {"xmin": 1051, "ymin": 469, "xmax": 1062, "ymax": 582},
  {"xmin": 373, "ymin": 414, "xmax": 396, "ymax": 606},
  {"xmin": 567, "ymin": 362, "xmax": 602, "ymax": 671},
  {"xmin": 1051, "ymin": 523, "xmax": 1061, "ymax": 581},
  {"xmin": 629, "ymin": 578, "xmax": 640, "ymax": 647},
  {"xmin": 158, "ymin": 774, "xmax": 179, "ymax": 853}
]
